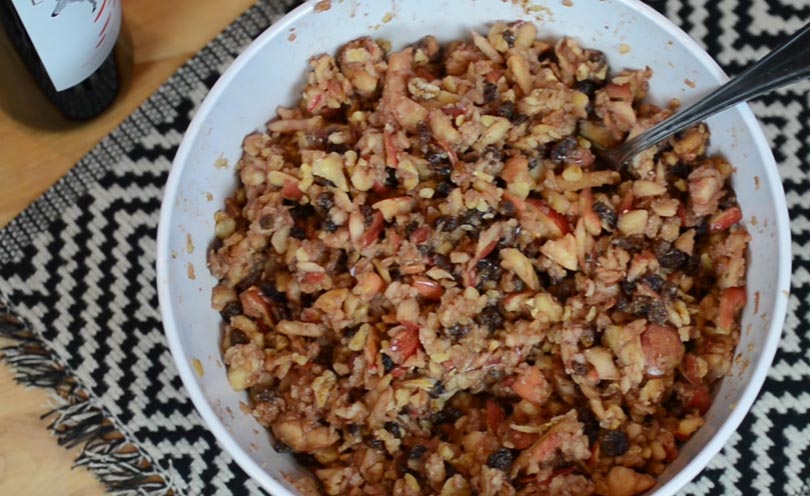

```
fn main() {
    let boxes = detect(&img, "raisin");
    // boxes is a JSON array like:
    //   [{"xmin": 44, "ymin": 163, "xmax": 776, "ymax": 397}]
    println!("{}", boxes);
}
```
[
  {"xmin": 430, "ymin": 381, "xmax": 446, "ymax": 398},
  {"xmin": 316, "ymin": 192, "xmax": 335, "ymax": 212},
  {"xmin": 431, "ymin": 406, "xmax": 462, "ymax": 425},
  {"xmin": 252, "ymin": 386, "xmax": 277, "ymax": 404},
  {"xmin": 498, "ymin": 199, "xmax": 516, "ymax": 217},
  {"xmin": 366, "ymin": 438, "xmax": 385, "ymax": 450},
  {"xmin": 574, "ymin": 79, "xmax": 600, "ymax": 98},
  {"xmin": 314, "ymin": 343, "xmax": 334, "ymax": 367},
  {"xmin": 502, "ymin": 28, "xmax": 516, "ymax": 47},
  {"xmin": 236, "ymin": 266, "xmax": 262, "ymax": 292},
  {"xmin": 384, "ymin": 421, "xmax": 403, "ymax": 438},
  {"xmin": 404, "ymin": 221, "xmax": 418, "ymax": 237},
  {"xmin": 601, "ymin": 430, "xmax": 629, "ymax": 457},
  {"xmin": 430, "ymin": 252, "xmax": 452, "ymax": 271},
  {"xmin": 305, "ymin": 131, "xmax": 326, "ymax": 149},
  {"xmin": 230, "ymin": 328, "xmax": 251, "ymax": 345},
  {"xmin": 361, "ymin": 204, "xmax": 375, "ymax": 225},
  {"xmin": 428, "ymin": 152, "xmax": 451, "ymax": 176},
  {"xmin": 613, "ymin": 235, "xmax": 645, "ymax": 253},
  {"xmin": 300, "ymin": 293, "xmax": 316, "ymax": 310},
  {"xmin": 486, "ymin": 449, "xmax": 516, "ymax": 471},
  {"xmin": 407, "ymin": 445, "xmax": 427, "ymax": 460},
  {"xmin": 627, "ymin": 296, "xmax": 668, "ymax": 324},
  {"xmin": 347, "ymin": 424, "xmax": 362, "ymax": 436},
  {"xmin": 417, "ymin": 121, "xmax": 432, "ymax": 150},
  {"xmin": 646, "ymin": 298, "xmax": 669, "ymax": 325},
  {"xmin": 273, "ymin": 441, "xmax": 292, "ymax": 453},
  {"xmin": 323, "ymin": 218, "xmax": 338, "ymax": 233},
  {"xmin": 641, "ymin": 273, "xmax": 665, "ymax": 293},
  {"xmin": 572, "ymin": 361, "xmax": 589, "ymax": 375},
  {"xmin": 662, "ymin": 281, "xmax": 680, "ymax": 299},
  {"xmin": 657, "ymin": 245, "xmax": 689, "ymax": 270},
  {"xmin": 484, "ymin": 144, "xmax": 504, "ymax": 161},
  {"xmin": 220, "ymin": 302, "xmax": 243, "ymax": 321},
  {"xmin": 684, "ymin": 253, "xmax": 701, "ymax": 276},
  {"xmin": 588, "ymin": 50, "xmax": 608, "ymax": 67},
  {"xmin": 477, "ymin": 306, "xmax": 504, "ymax": 333},
  {"xmin": 427, "ymin": 152, "xmax": 446, "ymax": 166},
  {"xmin": 483, "ymin": 81, "xmax": 498, "ymax": 103},
  {"xmin": 313, "ymin": 176, "xmax": 336, "ymax": 188},
  {"xmin": 436, "ymin": 215, "xmax": 459, "ymax": 232},
  {"xmin": 258, "ymin": 215, "xmax": 274, "ymax": 229},
  {"xmin": 483, "ymin": 368, "xmax": 506, "ymax": 386},
  {"xmin": 512, "ymin": 113, "xmax": 529, "ymax": 125},
  {"xmin": 577, "ymin": 406, "xmax": 600, "ymax": 445},
  {"xmin": 476, "ymin": 258, "xmax": 502, "ymax": 284},
  {"xmin": 460, "ymin": 209, "xmax": 483, "ymax": 229},
  {"xmin": 694, "ymin": 216, "xmax": 709, "ymax": 240},
  {"xmin": 210, "ymin": 237, "xmax": 224, "ymax": 252},
  {"xmin": 578, "ymin": 327, "xmax": 596, "ymax": 348},
  {"xmin": 290, "ymin": 226, "xmax": 307, "ymax": 240},
  {"xmin": 669, "ymin": 162, "xmax": 691, "ymax": 179},
  {"xmin": 403, "ymin": 468, "xmax": 426, "ymax": 486},
  {"xmin": 344, "ymin": 325, "xmax": 360, "ymax": 340},
  {"xmin": 573, "ymin": 80, "xmax": 598, "ymax": 114},
  {"xmin": 620, "ymin": 280, "xmax": 636, "ymax": 295},
  {"xmin": 623, "ymin": 296, "xmax": 648, "ymax": 316},
  {"xmin": 593, "ymin": 201, "xmax": 617, "ymax": 229},
  {"xmin": 548, "ymin": 277, "xmax": 577, "ymax": 301},
  {"xmin": 381, "ymin": 353, "xmax": 395, "ymax": 373},
  {"xmin": 719, "ymin": 191, "xmax": 738, "ymax": 210},
  {"xmin": 293, "ymin": 452, "xmax": 321, "ymax": 467},
  {"xmin": 497, "ymin": 100, "xmax": 515, "ymax": 120},
  {"xmin": 664, "ymin": 394, "xmax": 684, "ymax": 418},
  {"xmin": 498, "ymin": 225, "xmax": 518, "ymax": 250},
  {"xmin": 509, "ymin": 276, "xmax": 526, "ymax": 293},
  {"xmin": 385, "ymin": 167, "xmax": 399, "ymax": 189},
  {"xmin": 445, "ymin": 324, "xmax": 470, "ymax": 340},
  {"xmin": 434, "ymin": 181, "xmax": 453, "ymax": 198},
  {"xmin": 325, "ymin": 140, "xmax": 349, "ymax": 154},
  {"xmin": 260, "ymin": 283, "xmax": 286, "ymax": 303},
  {"xmin": 550, "ymin": 136, "xmax": 578, "ymax": 165}
]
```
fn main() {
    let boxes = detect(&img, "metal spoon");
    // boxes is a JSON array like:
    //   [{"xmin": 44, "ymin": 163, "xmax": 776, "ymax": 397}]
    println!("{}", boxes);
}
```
[{"xmin": 595, "ymin": 21, "xmax": 810, "ymax": 168}]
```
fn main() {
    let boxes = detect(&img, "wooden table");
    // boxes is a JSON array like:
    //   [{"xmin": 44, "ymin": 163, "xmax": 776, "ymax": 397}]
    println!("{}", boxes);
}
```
[{"xmin": 0, "ymin": 1, "xmax": 254, "ymax": 493}]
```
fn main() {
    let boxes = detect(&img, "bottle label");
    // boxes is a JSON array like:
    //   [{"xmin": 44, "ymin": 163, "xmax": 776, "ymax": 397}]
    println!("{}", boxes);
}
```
[{"xmin": 12, "ymin": 0, "xmax": 121, "ymax": 91}]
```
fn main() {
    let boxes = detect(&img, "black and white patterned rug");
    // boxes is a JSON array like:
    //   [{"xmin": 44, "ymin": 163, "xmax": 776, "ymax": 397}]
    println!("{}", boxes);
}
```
[{"xmin": 1, "ymin": 0, "xmax": 808, "ymax": 494}]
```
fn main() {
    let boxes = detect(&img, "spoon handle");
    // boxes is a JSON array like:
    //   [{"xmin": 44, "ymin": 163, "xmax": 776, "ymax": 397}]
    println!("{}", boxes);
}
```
[{"xmin": 615, "ymin": 21, "xmax": 810, "ymax": 163}]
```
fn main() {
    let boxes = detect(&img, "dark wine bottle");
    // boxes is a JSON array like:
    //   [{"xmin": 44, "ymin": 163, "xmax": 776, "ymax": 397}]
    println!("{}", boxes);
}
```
[{"xmin": 0, "ymin": 0, "xmax": 122, "ymax": 121}]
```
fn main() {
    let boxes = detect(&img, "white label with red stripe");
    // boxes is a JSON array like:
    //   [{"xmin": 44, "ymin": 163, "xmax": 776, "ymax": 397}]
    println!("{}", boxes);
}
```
[{"xmin": 11, "ymin": 0, "xmax": 121, "ymax": 91}]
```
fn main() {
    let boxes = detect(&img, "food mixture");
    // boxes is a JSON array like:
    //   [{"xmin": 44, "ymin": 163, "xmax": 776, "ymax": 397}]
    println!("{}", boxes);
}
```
[{"xmin": 208, "ymin": 21, "xmax": 749, "ymax": 496}]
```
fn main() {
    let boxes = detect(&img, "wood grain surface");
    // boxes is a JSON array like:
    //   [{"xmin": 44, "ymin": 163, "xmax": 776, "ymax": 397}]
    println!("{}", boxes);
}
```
[{"xmin": 0, "ymin": 0, "xmax": 254, "ymax": 493}]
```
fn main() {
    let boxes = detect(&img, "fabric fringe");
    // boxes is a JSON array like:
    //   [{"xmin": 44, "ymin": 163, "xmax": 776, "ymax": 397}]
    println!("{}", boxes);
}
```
[{"xmin": 0, "ymin": 298, "xmax": 173, "ymax": 496}]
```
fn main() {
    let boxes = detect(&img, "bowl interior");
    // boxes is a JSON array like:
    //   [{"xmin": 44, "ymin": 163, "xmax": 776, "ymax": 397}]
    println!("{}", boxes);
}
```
[{"xmin": 157, "ymin": 1, "xmax": 790, "ymax": 494}]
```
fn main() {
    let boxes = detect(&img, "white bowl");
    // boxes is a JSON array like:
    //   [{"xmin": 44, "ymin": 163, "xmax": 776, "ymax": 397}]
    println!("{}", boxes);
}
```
[{"xmin": 156, "ymin": 0, "xmax": 791, "ymax": 494}]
